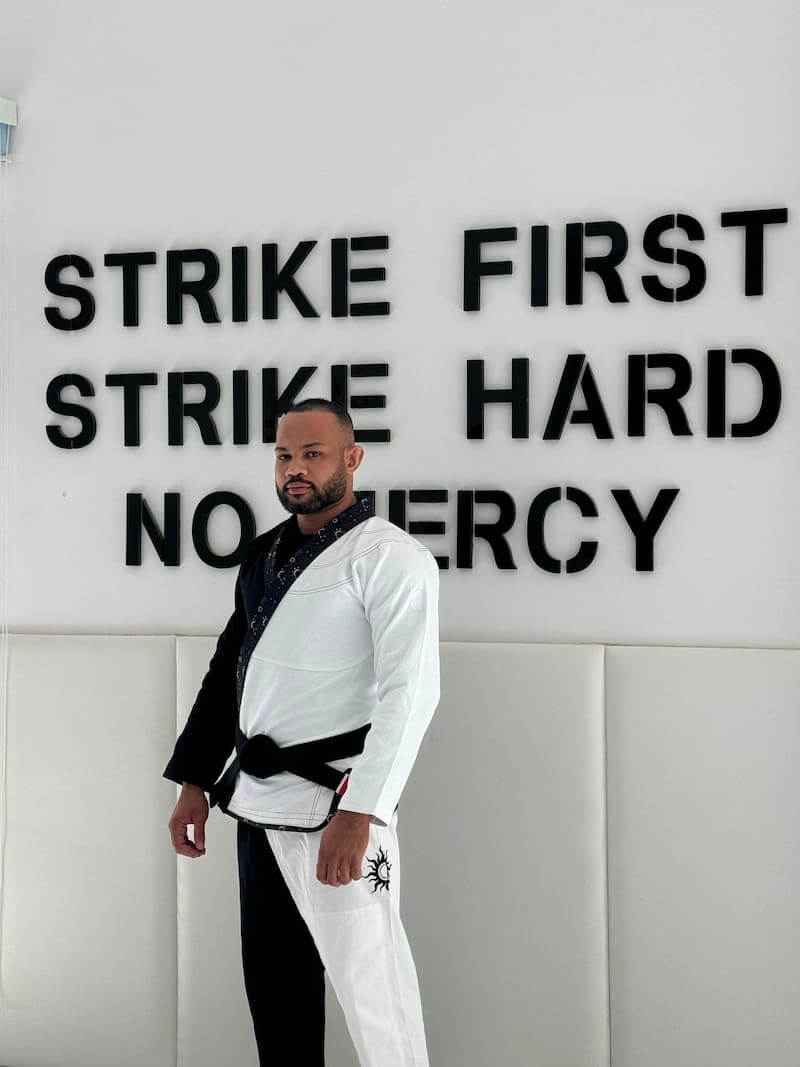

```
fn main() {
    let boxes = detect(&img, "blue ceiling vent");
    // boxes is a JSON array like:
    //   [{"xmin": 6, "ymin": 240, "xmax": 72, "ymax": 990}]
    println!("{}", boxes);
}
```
[{"xmin": 0, "ymin": 98, "xmax": 18, "ymax": 161}]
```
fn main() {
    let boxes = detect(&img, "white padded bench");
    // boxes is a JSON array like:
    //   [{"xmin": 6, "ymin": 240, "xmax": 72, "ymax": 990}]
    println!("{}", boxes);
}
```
[{"xmin": 0, "ymin": 635, "xmax": 797, "ymax": 1067}]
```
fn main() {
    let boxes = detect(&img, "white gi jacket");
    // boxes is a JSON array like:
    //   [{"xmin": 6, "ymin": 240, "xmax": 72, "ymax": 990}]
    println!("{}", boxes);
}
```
[{"xmin": 224, "ymin": 516, "xmax": 441, "ymax": 829}]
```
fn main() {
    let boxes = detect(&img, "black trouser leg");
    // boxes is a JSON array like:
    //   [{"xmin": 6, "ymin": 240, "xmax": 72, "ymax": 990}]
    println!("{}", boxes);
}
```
[{"xmin": 237, "ymin": 819, "xmax": 326, "ymax": 1066}]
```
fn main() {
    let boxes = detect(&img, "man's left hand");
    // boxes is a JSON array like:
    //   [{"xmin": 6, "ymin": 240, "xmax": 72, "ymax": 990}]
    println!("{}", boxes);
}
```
[{"xmin": 316, "ymin": 810, "xmax": 372, "ymax": 886}]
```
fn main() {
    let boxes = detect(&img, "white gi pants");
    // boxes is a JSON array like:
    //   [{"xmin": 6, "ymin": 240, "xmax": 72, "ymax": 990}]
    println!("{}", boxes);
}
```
[{"xmin": 263, "ymin": 808, "xmax": 430, "ymax": 1067}]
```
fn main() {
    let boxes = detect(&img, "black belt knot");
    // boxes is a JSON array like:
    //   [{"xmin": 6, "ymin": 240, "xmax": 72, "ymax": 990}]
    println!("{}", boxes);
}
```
[
  {"xmin": 239, "ymin": 734, "xmax": 284, "ymax": 777},
  {"xmin": 209, "ymin": 722, "xmax": 371, "ymax": 811}
]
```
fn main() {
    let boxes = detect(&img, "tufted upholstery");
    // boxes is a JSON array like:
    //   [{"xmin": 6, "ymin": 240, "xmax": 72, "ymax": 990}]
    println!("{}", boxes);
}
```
[{"xmin": 0, "ymin": 636, "xmax": 798, "ymax": 1066}]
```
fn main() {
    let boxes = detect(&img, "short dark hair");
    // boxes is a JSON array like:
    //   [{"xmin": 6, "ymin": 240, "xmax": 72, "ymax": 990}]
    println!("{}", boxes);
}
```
[{"xmin": 279, "ymin": 397, "xmax": 355, "ymax": 448}]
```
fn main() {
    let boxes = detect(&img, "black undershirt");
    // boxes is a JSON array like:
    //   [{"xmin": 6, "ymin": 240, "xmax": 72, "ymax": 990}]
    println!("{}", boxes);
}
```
[{"xmin": 274, "ymin": 512, "xmax": 314, "ymax": 569}]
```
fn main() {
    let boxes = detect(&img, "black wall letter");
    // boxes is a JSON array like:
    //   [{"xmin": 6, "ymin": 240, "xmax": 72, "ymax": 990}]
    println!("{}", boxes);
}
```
[
  {"xmin": 105, "ymin": 372, "xmax": 158, "ymax": 446},
  {"xmin": 168, "ymin": 372, "xmax": 222, "ymax": 445},
  {"xmin": 466, "ymin": 357, "xmax": 529, "ymax": 438},
  {"xmin": 192, "ymin": 491, "xmax": 256, "ymax": 568},
  {"xmin": 166, "ymin": 249, "xmax": 221, "ymax": 324},
  {"xmin": 44, "ymin": 255, "xmax": 95, "ymax": 331},
  {"xmin": 126, "ymin": 492, "xmax": 180, "ymax": 566},
  {"xmin": 331, "ymin": 235, "xmax": 390, "ymax": 317},
  {"xmin": 565, "ymin": 221, "xmax": 629, "ymax": 305},
  {"xmin": 720, "ymin": 207, "xmax": 789, "ymax": 296},
  {"xmin": 104, "ymin": 251, "xmax": 157, "ymax": 326},
  {"xmin": 46, "ymin": 373, "xmax": 96, "ymax": 448},
  {"xmin": 463, "ymin": 227, "xmax": 517, "ymax": 311}
]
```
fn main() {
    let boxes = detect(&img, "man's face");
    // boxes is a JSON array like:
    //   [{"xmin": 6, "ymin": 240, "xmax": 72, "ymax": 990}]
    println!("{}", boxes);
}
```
[{"xmin": 274, "ymin": 411, "xmax": 355, "ymax": 514}]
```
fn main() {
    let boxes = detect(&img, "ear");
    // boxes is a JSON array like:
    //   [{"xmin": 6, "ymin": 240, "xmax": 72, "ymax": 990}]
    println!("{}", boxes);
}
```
[{"xmin": 346, "ymin": 445, "xmax": 365, "ymax": 472}]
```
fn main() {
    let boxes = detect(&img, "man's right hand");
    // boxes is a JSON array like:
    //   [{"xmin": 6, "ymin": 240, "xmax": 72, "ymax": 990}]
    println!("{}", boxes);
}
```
[{"xmin": 168, "ymin": 783, "xmax": 208, "ymax": 857}]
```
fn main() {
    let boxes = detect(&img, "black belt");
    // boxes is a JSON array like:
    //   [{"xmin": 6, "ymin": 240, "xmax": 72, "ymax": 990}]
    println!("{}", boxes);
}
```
[{"xmin": 208, "ymin": 722, "xmax": 371, "ymax": 811}]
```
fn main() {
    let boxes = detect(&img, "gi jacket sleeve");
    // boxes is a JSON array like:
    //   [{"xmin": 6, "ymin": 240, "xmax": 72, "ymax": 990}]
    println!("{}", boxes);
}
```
[
  {"xmin": 162, "ymin": 573, "xmax": 248, "ymax": 792},
  {"xmin": 337, "ymin": 539, "xmax": 441, "ymax": 827}
]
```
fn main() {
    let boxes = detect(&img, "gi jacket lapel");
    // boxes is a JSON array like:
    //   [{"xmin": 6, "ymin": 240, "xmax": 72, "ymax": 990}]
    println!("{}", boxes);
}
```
[{"xmin": 235, "ymin": 494, "xmax": 373, "ymax": 708}]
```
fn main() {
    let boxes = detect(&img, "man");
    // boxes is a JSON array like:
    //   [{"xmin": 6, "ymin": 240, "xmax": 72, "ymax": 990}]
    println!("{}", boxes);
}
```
[{"xmin": 163, "ymin": 397, "xmax": 441, "ymax": 1067}]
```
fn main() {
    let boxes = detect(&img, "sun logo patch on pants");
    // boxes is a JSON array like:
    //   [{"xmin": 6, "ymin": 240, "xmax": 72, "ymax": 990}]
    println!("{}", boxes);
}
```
[{"xmin": 364, "ymin": 845, "xmax": 391, "ymax": 892}]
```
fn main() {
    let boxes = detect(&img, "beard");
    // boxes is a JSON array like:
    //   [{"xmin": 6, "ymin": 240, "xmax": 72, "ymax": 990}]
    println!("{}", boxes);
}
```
[{"xmin": 277, "ymin": 462, "xmax": 349, "ymax": 514}]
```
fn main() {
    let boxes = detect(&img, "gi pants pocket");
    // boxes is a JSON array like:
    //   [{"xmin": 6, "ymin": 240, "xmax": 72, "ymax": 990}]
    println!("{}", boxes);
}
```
[{"xmin": 310, "ymin": 821, "xmax": 394, "ymax": 914}]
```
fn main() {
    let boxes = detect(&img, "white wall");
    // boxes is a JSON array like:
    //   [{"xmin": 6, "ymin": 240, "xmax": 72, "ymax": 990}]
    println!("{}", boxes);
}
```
[{"xmin": 0, "ymin": 0, "xmax": 797, "ymax": 646}]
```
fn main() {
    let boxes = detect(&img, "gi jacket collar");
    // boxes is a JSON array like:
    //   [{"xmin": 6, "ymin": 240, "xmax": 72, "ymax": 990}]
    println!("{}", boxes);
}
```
[{"xmin": 234, "ymin": 494, "xmax": 373, "ymax": 709}]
